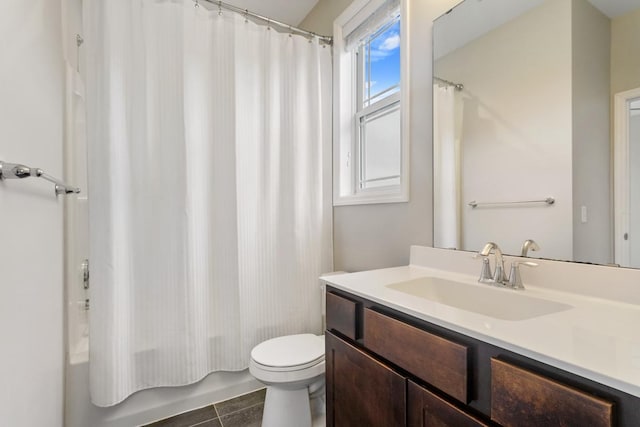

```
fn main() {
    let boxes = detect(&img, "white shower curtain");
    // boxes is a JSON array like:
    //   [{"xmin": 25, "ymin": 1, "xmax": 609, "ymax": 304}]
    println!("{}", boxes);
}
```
[
  {"xmin": 433, "ymin": 84, "xmax": 461, "ymax": 249},
  {"xmin": 84, "ymin": 0, "xmax": 333, "ymax": 407}
]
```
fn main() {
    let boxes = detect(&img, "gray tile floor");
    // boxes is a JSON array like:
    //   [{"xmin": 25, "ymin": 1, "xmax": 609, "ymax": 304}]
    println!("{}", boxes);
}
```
[{"xmin": 144, "ymin": 388, "xmax": 266, "ymax": 427}]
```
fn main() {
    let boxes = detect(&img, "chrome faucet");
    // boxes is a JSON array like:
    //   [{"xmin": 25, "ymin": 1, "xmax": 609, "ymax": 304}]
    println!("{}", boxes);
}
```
[
  {"xmin": 478, "ymin": 242, "xmax": 508, "ymax": 285},
  {"xmin": 520, "ymin": 239, "xmax": 540, "ymax": 257},
  {"xmin": 477, "ymin": 241, "xmax": 537, "ymax": 290}
]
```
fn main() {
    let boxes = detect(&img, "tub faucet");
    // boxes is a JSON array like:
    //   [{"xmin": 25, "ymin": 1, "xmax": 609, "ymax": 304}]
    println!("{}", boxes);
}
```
[
  {"xmin": 520, "ymin": 239, "xmax": 540, "ymax": 257},
  {"xmin": 478, "ymin": 242, "xmax": 507, "ymax": 285}
]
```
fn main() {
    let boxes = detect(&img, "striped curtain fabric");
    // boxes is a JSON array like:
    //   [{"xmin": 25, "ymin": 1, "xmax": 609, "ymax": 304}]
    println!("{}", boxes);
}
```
[{"xmin": 84, "ymin": 0, "xmax": 333, "ymax": 406}]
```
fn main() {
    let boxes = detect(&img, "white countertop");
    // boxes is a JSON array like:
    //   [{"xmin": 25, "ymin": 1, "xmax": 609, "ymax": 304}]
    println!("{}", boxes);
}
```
[{"xmin": 322, "ymin": 247, "xmax": 640, "ymax": 398}]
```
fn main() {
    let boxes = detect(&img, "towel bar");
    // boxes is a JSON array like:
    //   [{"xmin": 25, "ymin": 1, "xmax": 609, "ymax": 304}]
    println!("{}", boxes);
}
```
[
  {"xmin": 0, "ymin": 160, "xmax": 80, "ymax": 196},
  {"xmin": 468, "ymin": 197, "xmax": 554, "ymax": 208}
]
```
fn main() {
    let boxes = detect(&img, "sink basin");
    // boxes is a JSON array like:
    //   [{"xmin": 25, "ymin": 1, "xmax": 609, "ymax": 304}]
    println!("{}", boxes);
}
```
[{"xmin": 386, "ymin": 277, "xmax": 572, "ymax": 321}]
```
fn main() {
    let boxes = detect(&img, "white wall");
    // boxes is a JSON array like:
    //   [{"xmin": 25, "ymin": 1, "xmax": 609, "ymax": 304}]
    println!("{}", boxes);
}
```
[
  {"xmin": 0, "ymin": 1, "xmax": 65, "ymax": 426},
  {"xmin": 304, "ymin": 0, "xmax": 459, "ymax": 272},
  {"xmin": 435, "ymin": 0, "xmax": 574, "ymax": 260},
  {"xmin": 611, "ymin": 7, "xmax": 640, "ymax": 95}
]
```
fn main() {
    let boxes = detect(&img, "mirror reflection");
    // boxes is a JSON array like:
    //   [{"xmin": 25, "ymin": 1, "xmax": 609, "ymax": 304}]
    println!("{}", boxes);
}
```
[{"xmin": 432, "ymin": 0, "xmax": 640, "ymax": 267}]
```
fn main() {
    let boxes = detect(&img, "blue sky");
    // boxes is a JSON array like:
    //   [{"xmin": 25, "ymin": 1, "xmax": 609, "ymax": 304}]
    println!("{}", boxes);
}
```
[{"xmin": 366, "ymin": 20, "xmax": 401, "ymax": 101}]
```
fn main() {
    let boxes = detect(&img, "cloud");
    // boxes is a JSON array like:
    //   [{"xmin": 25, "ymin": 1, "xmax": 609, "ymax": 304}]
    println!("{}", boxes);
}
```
[
  {"xmin": 379, "ymin": 33, "xmax": 400, "ymax": 51},
  {"xmin": 369, "ymin": 32, "xmax": 400, "ymax": 62}
]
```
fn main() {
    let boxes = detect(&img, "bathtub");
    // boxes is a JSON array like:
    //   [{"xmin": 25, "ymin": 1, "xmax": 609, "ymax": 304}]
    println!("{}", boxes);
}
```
[{"xmin": 65, "ymin": 336, "xmax": 262, "ymax": 427}]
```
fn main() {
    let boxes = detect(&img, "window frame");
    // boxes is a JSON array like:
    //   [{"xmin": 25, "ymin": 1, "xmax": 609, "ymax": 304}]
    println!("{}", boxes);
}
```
[{"xmin": 333, "ymin": 0, "xmax": 410, "ymax": 206}]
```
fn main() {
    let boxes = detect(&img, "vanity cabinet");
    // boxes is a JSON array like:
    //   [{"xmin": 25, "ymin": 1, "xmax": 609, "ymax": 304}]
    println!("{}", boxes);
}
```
[{"xmin": 325, "ymin": 287, "xmax": 640, "ymax": 427}]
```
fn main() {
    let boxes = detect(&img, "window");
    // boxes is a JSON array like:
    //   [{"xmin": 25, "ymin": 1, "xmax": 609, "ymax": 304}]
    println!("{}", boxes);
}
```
[{"xmin": 334, "ymin": 0, "xmax": 408, "ymax": 205}]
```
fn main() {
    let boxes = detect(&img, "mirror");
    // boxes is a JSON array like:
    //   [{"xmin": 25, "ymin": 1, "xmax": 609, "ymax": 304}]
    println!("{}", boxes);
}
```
[{"xmin": 432, "ymin": 0, "xmax": 640, "ymax": 268}]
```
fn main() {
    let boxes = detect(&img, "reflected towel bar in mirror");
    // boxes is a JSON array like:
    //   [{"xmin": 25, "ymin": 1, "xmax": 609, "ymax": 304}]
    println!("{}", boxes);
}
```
[
  {"xmin": 0, "ymin": 160, "xmax": 80, "ymax": 196},
  {"xmin": 468, "ymin": 197, "xmax": 555, "ymax": 208}
]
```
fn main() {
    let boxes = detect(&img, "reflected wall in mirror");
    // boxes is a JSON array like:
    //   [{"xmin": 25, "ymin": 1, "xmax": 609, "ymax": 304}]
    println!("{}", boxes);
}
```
[{"xmin": 432, "ymin": 0, "xmax": 640, "ymax": 267}]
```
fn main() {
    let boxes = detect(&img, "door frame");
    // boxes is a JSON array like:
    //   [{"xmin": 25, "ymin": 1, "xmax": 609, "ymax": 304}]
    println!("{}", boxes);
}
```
[{"xmin": 613, "ymin": 87, "xmax": 640, "ymax": 266}]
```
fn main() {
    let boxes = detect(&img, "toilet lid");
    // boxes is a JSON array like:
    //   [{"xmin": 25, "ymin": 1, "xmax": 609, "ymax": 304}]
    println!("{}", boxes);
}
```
[{"xmin": 251, "ymin": 334, "xmax": 325, "ymax": 369}]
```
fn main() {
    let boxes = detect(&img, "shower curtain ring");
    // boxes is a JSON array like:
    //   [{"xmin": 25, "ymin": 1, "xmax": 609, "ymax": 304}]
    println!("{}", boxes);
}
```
[
  {"xmin": 194, "ymin": 0, "xmax": 199, "ymax": 8},
  {"xmin": 267, "ymin": 18, "xmax": 271, "ymax": 30},
  {"xmin": 244, "ymin": 9, "xmax": 249, "ymax": 23},
  {"xmin": 218, "ymin": 1, "xmax": 222, "ymax": 15},
  {"xmin": 289, "ymin": 26, "xmax": 292, "ymax": 37}
]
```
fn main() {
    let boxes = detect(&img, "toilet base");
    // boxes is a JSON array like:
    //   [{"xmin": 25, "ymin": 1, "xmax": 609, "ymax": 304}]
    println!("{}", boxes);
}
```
[{"xmin": 262, "ymin": 386, "xmax": 311, "ymax": 427}]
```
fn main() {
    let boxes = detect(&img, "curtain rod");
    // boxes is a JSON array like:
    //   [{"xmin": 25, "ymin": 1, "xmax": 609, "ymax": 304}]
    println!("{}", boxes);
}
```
[
  {"xmin": 434, "ymin": 76, "xmax": 464, "ymax": 91},
  {"xmin": 195, "ymin": 0, "xmax": 333, "ymax": 45}
]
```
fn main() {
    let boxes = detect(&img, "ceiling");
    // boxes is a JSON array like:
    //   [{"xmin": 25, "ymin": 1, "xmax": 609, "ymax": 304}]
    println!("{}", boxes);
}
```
[
  {"xmin": 224, "ymin": 0, "xmax": 320, "ymax": 26},
  {"xmin": 588, "ymin": 0, "xmax": 640, "ymax": 18},
  {"xmin": 434, "ymin": 0, "xmax": 640, "ymax": 60}
]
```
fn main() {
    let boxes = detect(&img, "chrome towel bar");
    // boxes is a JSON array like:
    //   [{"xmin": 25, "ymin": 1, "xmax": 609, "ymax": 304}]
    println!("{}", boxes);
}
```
[
  {"xmin": 468, "ymin": 197, "xmax": 554, "ymax": 208},
  {"xmin": 0, "ymin": 160, "xmax": 80, "ymax": 196}
]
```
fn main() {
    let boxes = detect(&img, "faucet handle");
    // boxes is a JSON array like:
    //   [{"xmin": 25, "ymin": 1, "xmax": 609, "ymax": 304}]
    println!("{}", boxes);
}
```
[
  {"xmin": 507, "ymin": 261, "xmax": 538, "ymax": 289},
  {"xmin": 478, "ymin": 257, "xmax": 493, "ymax": 283}
]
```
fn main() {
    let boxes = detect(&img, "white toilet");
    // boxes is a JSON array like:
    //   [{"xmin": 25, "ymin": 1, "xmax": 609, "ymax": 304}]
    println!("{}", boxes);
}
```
[{"xmin": 249, "ymin": 333, "xmax": 325, "ymax": 427}]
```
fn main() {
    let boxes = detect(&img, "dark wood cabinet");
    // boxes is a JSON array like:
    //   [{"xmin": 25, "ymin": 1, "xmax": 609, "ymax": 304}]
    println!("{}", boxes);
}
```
[
  {"xmin": 325, "ymin": 332, "xmax": 406, "ymax": 427},
  {"xmin": 364, "ymin": 308, "xmax": 469, "ymax": 403},
  {"xmin": 326, "ymin": 285, "xmax": 640, "ymax": 427},
  {"xmin": 491, "ymin": 358, "xmax": 613, "ymax": 427},
  {"xmin": 326, "ymin": 291, "xmax": 359, "ymax": 340},
  {"xmin": 408, "ymin": 380, "xmax": 489, "ymax": 427}
]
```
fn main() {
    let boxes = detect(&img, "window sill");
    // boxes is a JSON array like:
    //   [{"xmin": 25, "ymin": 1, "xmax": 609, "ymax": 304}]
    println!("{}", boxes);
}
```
[{"xmin": 333, "ymin": 191, "xmax": 409, "ymax": 206}]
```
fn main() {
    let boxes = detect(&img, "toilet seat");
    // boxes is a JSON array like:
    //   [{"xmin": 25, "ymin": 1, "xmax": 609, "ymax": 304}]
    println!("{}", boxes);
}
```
[
  {"xmin": 250, "ymin": 334, "xmax": 325, "ymax": 372},
  {"xmin": 249, "ymin": 334, "xmax": 327, "ymax": 427}
]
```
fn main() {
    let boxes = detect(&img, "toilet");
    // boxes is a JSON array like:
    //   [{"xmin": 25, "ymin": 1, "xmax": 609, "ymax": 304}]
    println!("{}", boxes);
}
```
[{"xmin": 249, "ymin": 333, "xmax": 325, "ymax": 427}]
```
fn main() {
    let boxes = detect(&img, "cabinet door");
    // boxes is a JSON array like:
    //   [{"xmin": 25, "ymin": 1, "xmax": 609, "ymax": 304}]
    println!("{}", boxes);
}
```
[
  {"xmin": 408, "ymin": 381, "xmax": 489, "ymax": 427},
  {"xmin": 326, "ymin": 332, "xmax": 406, "ymax": 427}
]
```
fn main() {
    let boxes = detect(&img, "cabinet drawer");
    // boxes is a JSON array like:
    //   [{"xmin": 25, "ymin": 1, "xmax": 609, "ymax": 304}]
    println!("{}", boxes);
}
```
[
  {"xmin": 326, "ymin": 291, "xmax": 358, "ymax": 340},
  {"xmin": 408, "ymin": 381, "xmax": 488, "ymax": 427},
  {"xmin": 364, "ymin": 308, "xmax": 469, "ymax": 403},
  {"xmin": 491, "ymin": 358, "xmax": 613, "ymax": 427}
]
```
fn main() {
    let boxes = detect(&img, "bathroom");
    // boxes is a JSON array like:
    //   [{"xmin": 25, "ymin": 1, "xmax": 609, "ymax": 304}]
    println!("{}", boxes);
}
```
[{"xmin": 1, "ymin": 0, "xmax": 640, "ymax": 426}]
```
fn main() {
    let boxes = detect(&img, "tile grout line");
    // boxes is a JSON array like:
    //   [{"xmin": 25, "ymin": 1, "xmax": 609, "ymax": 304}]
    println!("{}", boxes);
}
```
[
  {"xmin": 216, "ymin": 399, "xmax": 266, "ymax": 418},
  {"xmin": 182, "ymin": 405, "xmax": 220, "ymax": 427},
  {"xmin": 213, "ymin": 389, "xmax": 266, "ymax": 419},
  {"xmin": 190, "ymin": 418, "xmax": 220, "ymax": 427},
  {"xmin": 213, "ymin": 402, "xmax": 224, "ymax": 427},
  {"xmin": 187, "ymin": 406, "xmax": 221, "ymax": 427}
]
